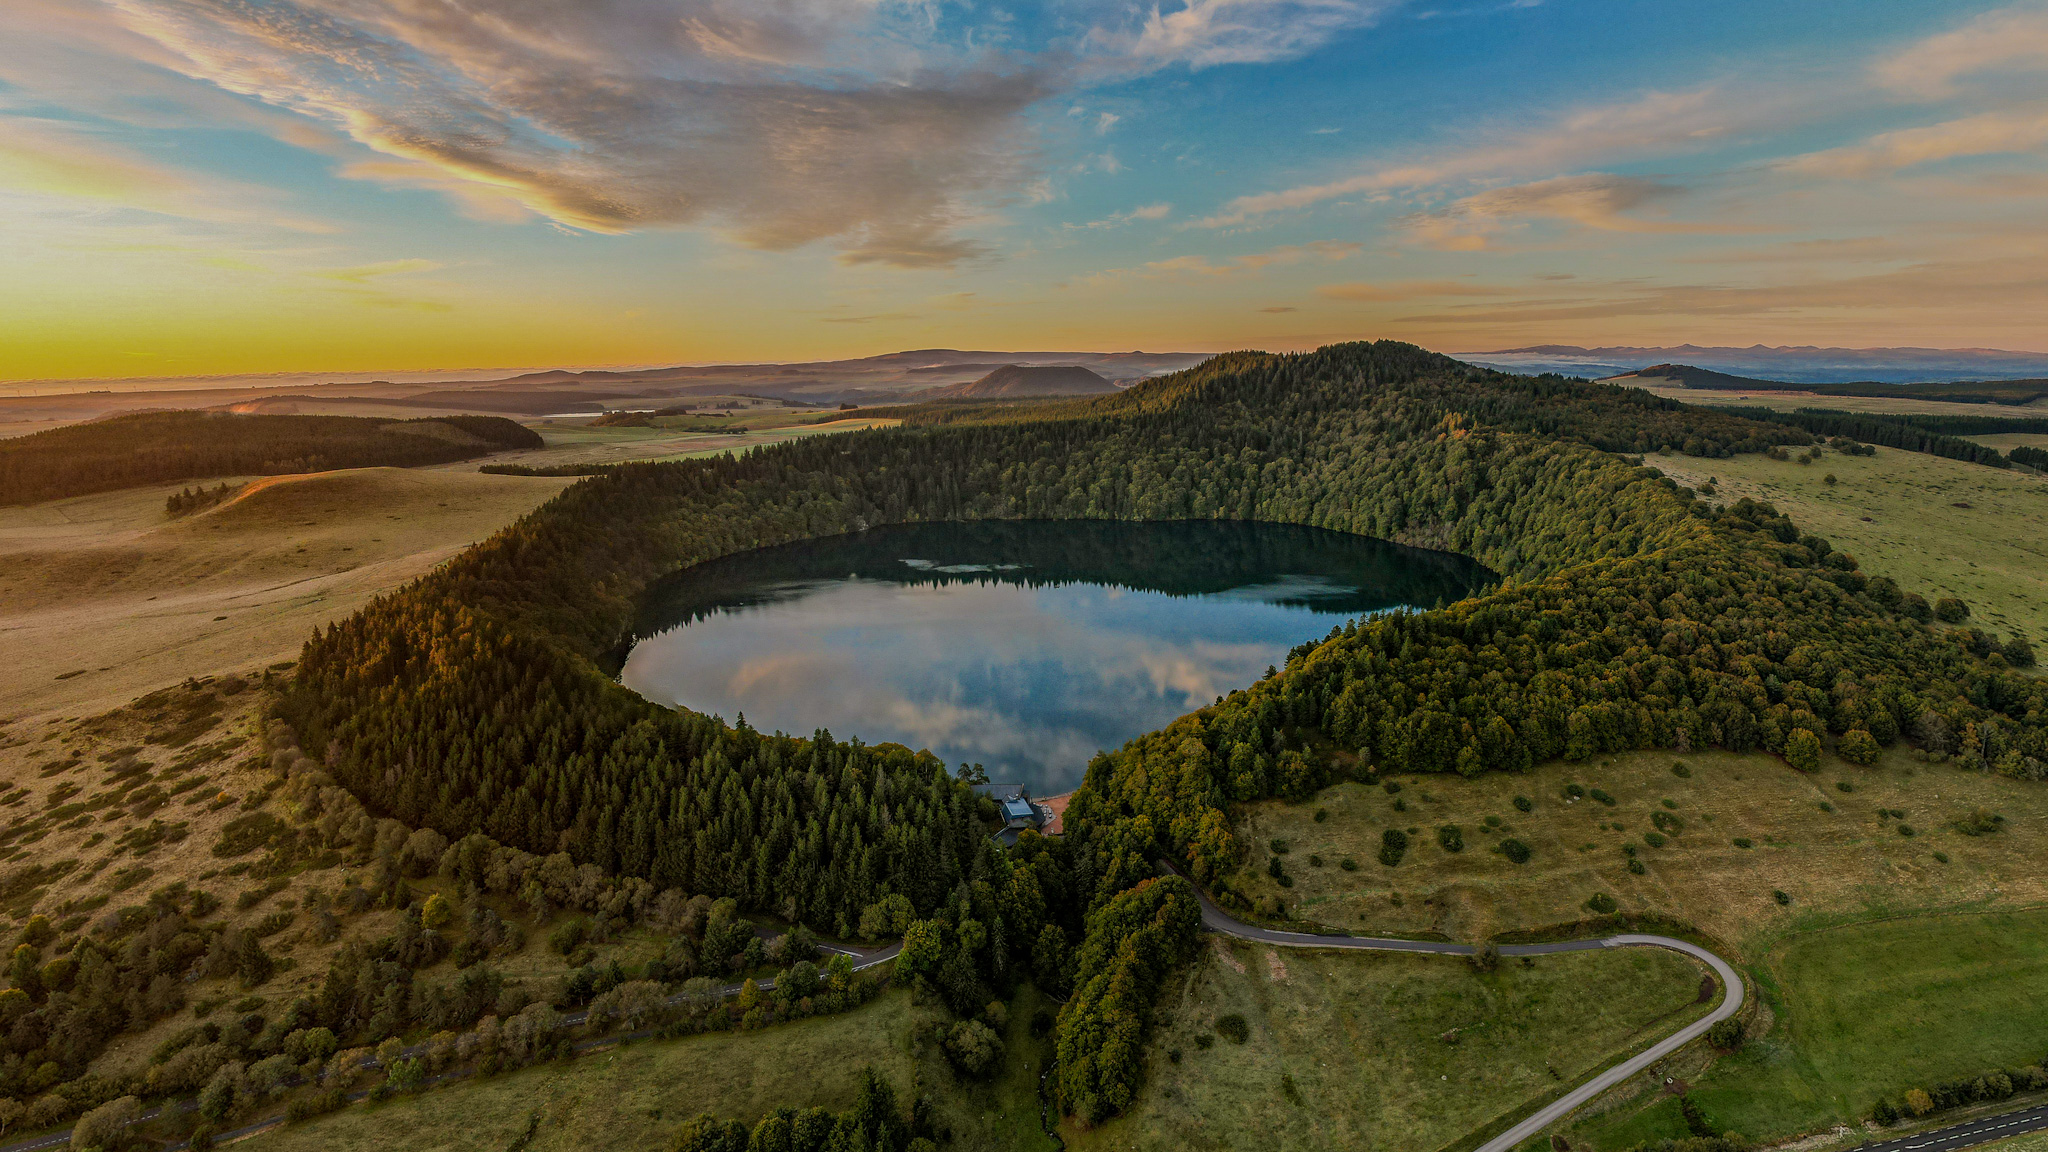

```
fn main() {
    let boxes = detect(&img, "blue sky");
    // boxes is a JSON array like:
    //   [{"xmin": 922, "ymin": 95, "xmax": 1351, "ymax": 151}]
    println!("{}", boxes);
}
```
[{"xmin": 3, "ymin": 0, "xmax": 2046, "ymax": 378}]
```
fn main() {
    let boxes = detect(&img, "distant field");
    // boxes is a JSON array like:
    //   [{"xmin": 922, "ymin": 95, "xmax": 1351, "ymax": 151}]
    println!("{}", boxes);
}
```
[
  {"xmin": 470, "ymin": 415, "xmax": 897, "ymax": 472},
  {"xmin": 1063, "ymin": 937, "xmax": 1707, "ymax": 1152},
  {"xmin": 1969, "ymin": 431, "xmax": 2048, "ymax": 454},
  {"xmin": 0, "ymin": 466, "xmax": 570, "ymax": 719},
  {"xmin": 247, "ymin": 992, "xmax": 921, "ymax": 1152},
  {"xmin": 1646, "ymin": 446, "xmax": 2048, "ymax": 642},
  {"xmin": 1624, "ymin": 381, "xmax": 2048, "ymax": 420},
  {"xmin": 1567, "ymin": 909, "xmax": 2048, "ymax": 1148}
]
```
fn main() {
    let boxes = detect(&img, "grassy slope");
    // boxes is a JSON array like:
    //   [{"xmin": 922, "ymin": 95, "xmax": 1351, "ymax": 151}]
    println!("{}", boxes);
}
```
[
  {"xmin": 0, "ymin": 467, "xmax": 571, "ymax": 720},
  {"xmin": 1233, "ymin": 748, "xmax": 2048, "ymax": 953},
  {"xmin": 1231, "ymin": 747, "xmax": 2048, "ymax": 1149},
  {"xmin": 246, "ymin": 992, "xmax": 922, "ymax": 1152},
  {"xmin": 1644, "ymin": 445, "xmax": 2048, "ymax": 642},
  {"xmin": 242, "ymin": 983, "xmax": 1066, "ymax": 1152},
  {"xmin": 1570, "ymin": 909, "xmax": 2048, "ymax": 1148},
  {"xmin": 1063, "ymin": 938, "xmax": 1707, "ymax": 1152}
]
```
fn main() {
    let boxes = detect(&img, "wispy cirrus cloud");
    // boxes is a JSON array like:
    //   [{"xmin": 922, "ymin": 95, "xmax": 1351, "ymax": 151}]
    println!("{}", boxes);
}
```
[
  {"xmin": 0, "ymin": 115, "xmax": 334, "ymax": 232},
  {"xmin": 73, "ymin": 0, "xmax": 1402, "ymax": 269},
  {"xmin": 1071, "ymin": 201, "xmax": 1174, "ymax": 229},
  {"xmin": 1317, "ymin": 279, "xmax": 1511, "ymax": 301},
  {"xmin": 1198, "ymin": 3, "xmax": 2048, "ymax": 235},
  {"xmin": 1400, "ymin": 173, "xmax": 1741, "ymax": 248},
  {"xmin": 103, "ymin": 0, "xmax": 1053, "ymax": 268},
  {"xmin": 1872, "ymin": 3, "xmax": 2048, "ymax": 97},
  {"xmin": 1090, "ymin": 238, "xmax": 1360, "ymax": 280},
  {"xmin": 1781, "ymin": 107, "xmax": 2048, "ymax": 178},
  {"xmin": 1097, "ymin": 0, "xmax": 1400, "ymax": 70},
  {"xmin": 1194, "ymin": 84, "xmax": 1779, "ymax": 227}
]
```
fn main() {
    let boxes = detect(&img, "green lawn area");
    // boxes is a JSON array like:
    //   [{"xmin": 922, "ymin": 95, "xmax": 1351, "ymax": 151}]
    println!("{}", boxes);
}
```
[
  {"xmin": 1568, "ymin": 909, "xmax": 2048, "ymax": 1148},
  {"xmin": 1064, "ymin": 937, "xmax": 1710, "ymax": 1152},
  {"xmin": 244, "ymin": 992, "xmax": 921, "ymax": 1152}
]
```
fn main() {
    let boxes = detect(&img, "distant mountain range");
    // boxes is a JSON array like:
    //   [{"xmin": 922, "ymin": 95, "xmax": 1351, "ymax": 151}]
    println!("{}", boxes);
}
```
[
  {"xmin": 0, "ymin": 349, "xmax": 1209, "ymax": 428},
  {"xmin": 1456, "ymin": 344, "xmax": 2048, "ymax": 384}
]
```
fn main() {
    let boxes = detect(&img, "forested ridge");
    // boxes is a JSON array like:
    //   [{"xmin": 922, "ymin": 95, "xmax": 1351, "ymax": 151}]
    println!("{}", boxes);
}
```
[
  {"xmin": 280, "ymin": 341, "xmax": 2048, "ymax": 1124},
  {"xmin": 0, "ymin": 411, "xmax": 541, "ymax": 506}
]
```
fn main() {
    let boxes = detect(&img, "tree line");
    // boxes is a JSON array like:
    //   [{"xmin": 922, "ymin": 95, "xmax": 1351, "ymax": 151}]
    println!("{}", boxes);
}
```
[
  {"xmin": 0, "ymin": 412, "xmax": 541, "ymax": 506},
  {"xmin": 1707, "ymin": 406, "xmax": 2014, "ymax": 468}
]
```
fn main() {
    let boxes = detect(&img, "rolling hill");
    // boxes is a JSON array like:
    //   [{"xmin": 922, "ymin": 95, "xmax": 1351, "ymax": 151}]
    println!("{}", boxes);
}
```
[{"xmin": 926, "ymin": 364, "xmax": 1118, "ymax": 398}]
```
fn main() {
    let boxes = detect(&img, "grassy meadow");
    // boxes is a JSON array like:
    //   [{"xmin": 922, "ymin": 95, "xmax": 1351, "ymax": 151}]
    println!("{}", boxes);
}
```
[
  {"xmin": 1063, "ymin": 937, "xmax": 1708, "ymax": 1152},
  {"xmin": 1232, "ymin": 747, "xmax": 2048, "ymax": 953},
  {"xmin": 1646, "ymin": 445, "xmax": 2048, "ymax": 642},
  {"xmin": 477, "ymin": 412, "xmax": 898, "ymax": 473},
  {"xmin": 1565, "ymin": 908, "xmax": 2048, "ymax": 1148},
  {"xmin": 0, "ymin": 466, "xmax": 572, "ymax": 719},
  {"xmin": 245, "ymin": 992, "xmax": 923, "ymax": 1152}
]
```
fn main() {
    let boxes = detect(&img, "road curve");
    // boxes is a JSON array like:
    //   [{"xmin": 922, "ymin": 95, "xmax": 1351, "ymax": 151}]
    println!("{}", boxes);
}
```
[{"xmin": 1181, "ymin": 879, "xmax": 1745, "ymax": 1152}]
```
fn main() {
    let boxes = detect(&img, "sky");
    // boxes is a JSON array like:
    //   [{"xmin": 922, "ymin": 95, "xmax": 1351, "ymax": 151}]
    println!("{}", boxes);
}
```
[{"xmin": 4, "ymin": 0, "xmax": 2048, "ymax": 380}]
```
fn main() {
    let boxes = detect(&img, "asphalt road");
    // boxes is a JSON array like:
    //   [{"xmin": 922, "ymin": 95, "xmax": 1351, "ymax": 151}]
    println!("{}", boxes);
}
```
[
  {"xmin": 1856, "ymin": 1100, "xmax": 2048, "ymax": 1152},
  {"xmin": 1182, "ymin": 880, "xmax": 1745, "ymax": 1152},
  {"xmin": 0, "ymin": 938, "xmax": 903, "ymax": 1152}
]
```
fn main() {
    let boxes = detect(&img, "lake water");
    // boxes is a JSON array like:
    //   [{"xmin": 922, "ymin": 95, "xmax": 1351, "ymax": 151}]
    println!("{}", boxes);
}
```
[{"xmin": 620, "ymin": 520, "xmax": 1490, "ymax": 795}]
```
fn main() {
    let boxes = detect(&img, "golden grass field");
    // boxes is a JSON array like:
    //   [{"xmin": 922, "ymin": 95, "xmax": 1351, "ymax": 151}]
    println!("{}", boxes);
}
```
[
  {"xmin": 478, "ymin": 413, "xmax": 899, "ymax": 472},
  {"xmin": 1064, "ymin": 937, "xmax": 1710, "ymax": 1152},
  {"xmin": 0, "ymin": 467, "xmax": 573, "ymax": 722},
  {"xmin": 1647, "ymin": 445, "xmax": 2048, "ymax": 643}
]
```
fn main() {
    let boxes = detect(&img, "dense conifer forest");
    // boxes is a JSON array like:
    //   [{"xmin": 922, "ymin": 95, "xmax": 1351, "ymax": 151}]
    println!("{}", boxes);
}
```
[
  {"xmin": 0, "ymin": 412, "xmax": 541, "ymax": 505},
  {"xmin": 279, "ymin": 342, "xmax": 2048, "ymax": 1123}
]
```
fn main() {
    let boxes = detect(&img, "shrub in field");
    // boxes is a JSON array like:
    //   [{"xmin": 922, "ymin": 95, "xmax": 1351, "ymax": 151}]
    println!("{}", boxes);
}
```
[
  {"xmin": 1498, "ymin": 838, "xmax": 1532, "ymax": 864},
  {"xmin": 1215, "ymin": 1014, "xmax": 1249, "ymax": 1044},
  {"xmin": 1379, "ymin": 829, "xmax": 1408, "ymax": 867},
  {"xmin": 1584, "ymin": 894, "xmax": 1618, "ymax": 915},
  {"xmin": 1706, "ymin": 1017, "xmax": 1745, "ymax": 1051}
]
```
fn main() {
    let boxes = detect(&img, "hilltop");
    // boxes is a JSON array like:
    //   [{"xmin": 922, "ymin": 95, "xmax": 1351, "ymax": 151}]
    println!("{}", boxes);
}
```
[{"xmin": 927, "ymin": 364, "xmax": 1117, "ymax": 399}]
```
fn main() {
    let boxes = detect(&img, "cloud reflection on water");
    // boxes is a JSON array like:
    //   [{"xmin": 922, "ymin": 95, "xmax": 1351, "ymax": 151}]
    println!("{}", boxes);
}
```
[
  {"xmin": 619, "ymin": 519, "xmax": 1491, "ymax": 795},
  {"xmin": 621, "ymin": 577, "xmax": 1345, "ymax": 795}
]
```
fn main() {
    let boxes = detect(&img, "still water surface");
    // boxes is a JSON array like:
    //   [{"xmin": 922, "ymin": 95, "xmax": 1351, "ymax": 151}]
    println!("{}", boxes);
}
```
[{"xmin": 621, "ymin": 520, "xmax": 1489, "ymax": 795}]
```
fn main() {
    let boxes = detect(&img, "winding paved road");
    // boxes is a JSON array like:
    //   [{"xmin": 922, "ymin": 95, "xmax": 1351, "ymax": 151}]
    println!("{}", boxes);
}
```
[{"xmin": 1180, "ymin": 879, "xmax": 1745, "ymax": 1152}]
